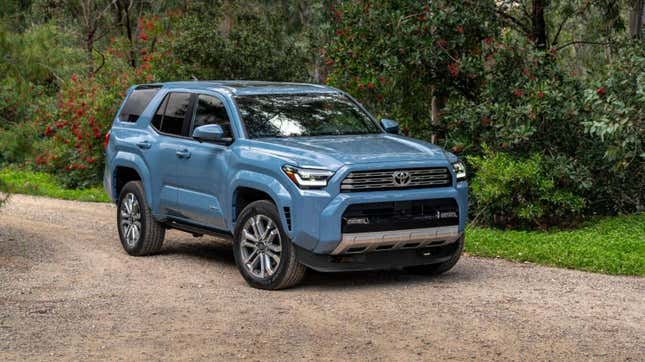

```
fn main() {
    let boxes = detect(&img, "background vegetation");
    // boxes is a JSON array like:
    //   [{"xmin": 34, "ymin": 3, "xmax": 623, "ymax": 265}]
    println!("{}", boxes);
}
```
[{"xmin": 0, "ymin": 0, "xmax": 643, "ymax": 229}]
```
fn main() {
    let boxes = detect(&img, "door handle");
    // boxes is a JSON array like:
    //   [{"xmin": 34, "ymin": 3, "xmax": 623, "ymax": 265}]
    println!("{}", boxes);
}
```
[
  {"xmin": 136, "ymin": 141, "xmax": 152, "ymax": 149},
  {"xmin": 176, "ymin": 149, "xmax": 191, "ymax": 159}
]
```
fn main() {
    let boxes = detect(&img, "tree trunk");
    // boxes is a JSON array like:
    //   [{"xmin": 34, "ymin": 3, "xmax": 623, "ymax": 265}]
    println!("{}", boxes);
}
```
[
  {"xmin": 629, "ymin": 0, "xmax": 644, "ymax": 39},
  {"xmin": 532, "ymin": 0, "xmax": 548, "ymax": 50},
  {"xmin": 430, "ymin": 85, "xmax": 439, "ymax": 144}
]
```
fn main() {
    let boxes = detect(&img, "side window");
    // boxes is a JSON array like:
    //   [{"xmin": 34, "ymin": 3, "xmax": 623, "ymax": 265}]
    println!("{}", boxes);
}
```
[
  {"xmin": 192, "ymin": 94, "xmax": 233, "ymax": 138},
  {"xmin": 119, "ymin": 87, "xmax": 160, "ymax": 122},
  {"xmin": 151, "ymin": 95, "xmax": 168, "ymax": 130},
  {"xmin": 151, "ymin": 92, "xmax": 192, "ymax": 136}
]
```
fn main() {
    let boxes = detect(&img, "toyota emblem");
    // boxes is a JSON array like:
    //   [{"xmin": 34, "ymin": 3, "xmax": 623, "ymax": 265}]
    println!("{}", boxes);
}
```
[{"xmin": 392, "ymin": 170, "xmax": 411, "ymax": 187}]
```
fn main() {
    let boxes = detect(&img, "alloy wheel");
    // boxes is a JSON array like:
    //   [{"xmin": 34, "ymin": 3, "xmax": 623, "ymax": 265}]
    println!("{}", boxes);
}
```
[
  {"xmin": 120, "ymin": 193, "xmax": 142, "ymax": 248},
  {"xmin": 239, "ymin": 214, "xmax": 282, "ymax": 279}
]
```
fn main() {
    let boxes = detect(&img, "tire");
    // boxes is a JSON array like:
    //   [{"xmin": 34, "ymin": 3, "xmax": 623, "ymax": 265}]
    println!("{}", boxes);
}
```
[
  {"xmin": 233, "ymin": 200, "xmax": 306, "ymax": 290},
  {"xmin": 405, "ymin": 235, "xmax": 465, "ymax": 275},
  {"xmin": 117, "ymin": 181, "xmax": 165, "ymax": 256}
]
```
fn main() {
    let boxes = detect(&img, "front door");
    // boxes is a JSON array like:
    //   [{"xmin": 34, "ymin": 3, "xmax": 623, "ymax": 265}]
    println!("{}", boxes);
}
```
[{"xmin": 172, "ymin": 93, "xmax": 234, "ymax": 230}]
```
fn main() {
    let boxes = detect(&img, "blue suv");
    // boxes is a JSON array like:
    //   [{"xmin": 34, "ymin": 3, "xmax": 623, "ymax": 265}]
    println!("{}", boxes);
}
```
[{"xmin": 104, "ymin": 81, "xmax": 468, "ymax": 289}]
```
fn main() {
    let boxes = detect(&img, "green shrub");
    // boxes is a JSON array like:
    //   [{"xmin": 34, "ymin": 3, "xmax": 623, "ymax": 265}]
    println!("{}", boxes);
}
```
[
  {"xmin": 0, "ymin": 121, "xmax": 38, "ymax": 166},
  {"xmin": 468, "ymin": 148, "xmax": 585, "ymax": 229},
  {"xmin": 582, "ymin": 42, "xmax": 645, "ymax": 213}
]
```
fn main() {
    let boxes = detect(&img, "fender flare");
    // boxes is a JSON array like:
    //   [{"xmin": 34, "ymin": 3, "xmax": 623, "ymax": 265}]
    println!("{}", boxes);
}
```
[
  {"xmin": 228, "ymin": 170, "xmax": 293, "ymax": 233},
  {"xmin": 110, "ymin": 151, "xmax": 153, "ymax": 208}
]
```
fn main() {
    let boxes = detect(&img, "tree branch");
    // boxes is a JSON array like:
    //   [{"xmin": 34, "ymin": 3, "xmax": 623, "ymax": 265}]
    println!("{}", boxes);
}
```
[{"xmin": 555, "ymin": 40, "xmax": 612, "ymax": 51}]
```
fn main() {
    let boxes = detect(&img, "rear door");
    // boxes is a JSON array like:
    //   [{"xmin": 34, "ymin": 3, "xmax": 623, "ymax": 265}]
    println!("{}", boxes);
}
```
[
  {"xmin": 171, "ymin": 93, "xmax": 234, "ymax": 230},
  {"xmin": 147, "ymin": 91, "xmax": 194, "ymax": 217}
]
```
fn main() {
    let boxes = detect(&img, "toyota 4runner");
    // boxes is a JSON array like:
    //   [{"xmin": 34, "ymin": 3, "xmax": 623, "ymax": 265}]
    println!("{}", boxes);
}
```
[{"xmin": 104, "ymin": 81, "xmax": 468, "ymax": 289}]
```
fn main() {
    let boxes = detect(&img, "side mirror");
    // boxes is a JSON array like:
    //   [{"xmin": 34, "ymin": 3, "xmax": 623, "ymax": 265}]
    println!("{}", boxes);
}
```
[
  {"xmin": 192, "ymin": 124, "xmax": 232, "ymax": 145},
  {"xmin": 380, "ymin": 119, "xmax": 399, "ymax": 134}
]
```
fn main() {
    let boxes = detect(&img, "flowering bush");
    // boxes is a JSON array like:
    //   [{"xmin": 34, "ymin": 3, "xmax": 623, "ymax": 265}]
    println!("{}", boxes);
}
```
[{"xmin": 33, "ymin": 15, "xmax": 182, "ymax": 188}]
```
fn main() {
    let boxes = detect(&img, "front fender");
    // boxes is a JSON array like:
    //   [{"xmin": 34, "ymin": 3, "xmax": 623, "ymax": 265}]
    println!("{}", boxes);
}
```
[{"xmin": 229, "ymin": 170, "xmax": 293, "ymax": 237}]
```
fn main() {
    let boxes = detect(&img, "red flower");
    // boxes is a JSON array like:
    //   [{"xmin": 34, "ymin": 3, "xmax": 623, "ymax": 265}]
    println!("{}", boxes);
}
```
[
  {"xmin": 596, "ymin": 87, "xmax": 607, "ymax": 97},
  {"xmin": 75, "ymin": 108, "xmax": 84, "ymax": 117},
  {"xmin": 537, "ymin": 91, "xmax": 545, "ymax": 99},
  {"xmin": 448, "ymin": 62, "xmax": 459, "ymax": 77},
  {"xmin": 367, "ymin": 82, "xmax": 375, "ymax": 90},
  {"xmin": 513, "ymin": 89, "xmax": 524, "ymax": 97},
  {"xmin": 375, "ymin": 94, "xmax": 384, "ymax": 102},
  {"xmin": 44, "ymin": 126, "xmax": 52, "ymax": 136},
  {"xmin": 358, "ymin": 83, "xmax": 365, "ymax": 90},
  {"xmin": 71, "ymin": 74, "xmax": 78, "ymax": 82},
  {"xmin": 522, "ymin": 68, "xmax": 530, "ymax": 77},
  {"xmin": 456, "ymin": 25, "xmax": 464, "ymax": 33},
  {"xmin": 325, "ymin": 58, "xmax": 334, "ymax": 66},
  {"xmin": 484, "ymin": 37, "xmax": 493, "ymax": 45},
  {"xmin": 140, "ymin": 32, "xmax": 148, "ymax": 41},
  {"xmin": 335, "ymin": 29, "xmax": 344, "ymax": 37}
]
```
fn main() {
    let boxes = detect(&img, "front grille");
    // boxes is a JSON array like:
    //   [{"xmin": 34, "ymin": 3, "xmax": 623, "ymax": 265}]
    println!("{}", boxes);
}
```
[
  {"xmin": 341, "ymin": 167, "xmax": 451, "ymax": 192},
  {"xmin": 342, "ymin": 198, "xmax": 459, "ymax": 233}
]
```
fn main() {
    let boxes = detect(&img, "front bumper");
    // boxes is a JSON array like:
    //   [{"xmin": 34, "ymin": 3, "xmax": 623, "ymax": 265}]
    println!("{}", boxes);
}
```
[
  {"xmin": 289, "ymin": 182, "xmax": 468, "ymax": 254},
  {"xmin": 295, "ymin": 235, "xmax": 464, "ymax": 272}
]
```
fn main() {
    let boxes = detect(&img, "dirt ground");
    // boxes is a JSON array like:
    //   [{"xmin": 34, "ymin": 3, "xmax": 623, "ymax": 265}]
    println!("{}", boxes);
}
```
[{"xmin": 0, "ymin": 195, "xmax": 643, "ymax": 361}]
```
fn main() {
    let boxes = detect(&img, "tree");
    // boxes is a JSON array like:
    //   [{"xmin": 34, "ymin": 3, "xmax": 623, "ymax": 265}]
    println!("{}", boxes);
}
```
[
  {"xmin": 629, "ymin": 0, "xmax": 644, "ymax": 38},
  {"xmin": 326, "ymin": 0, "xmax": 499, "ymax": 141}
]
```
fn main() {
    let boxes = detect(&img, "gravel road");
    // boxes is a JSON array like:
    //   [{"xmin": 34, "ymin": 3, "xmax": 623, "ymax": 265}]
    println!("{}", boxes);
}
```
[{"xmin": 1, "ymin": 195, "xmax": 643, "ymax": 361}]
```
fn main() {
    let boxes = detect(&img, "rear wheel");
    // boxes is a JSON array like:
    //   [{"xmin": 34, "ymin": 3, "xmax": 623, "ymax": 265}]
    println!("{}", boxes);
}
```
[
  {"xmin": 406, "ymin": 235, "xmax": 464, "ymax": 275},
  {"xmin": 233, "ymin": 200, "xmax": 305, "ymax": 290},
  {"xmin": 117, "ymin": 181, "xmax": 165, "ymax": 256}
]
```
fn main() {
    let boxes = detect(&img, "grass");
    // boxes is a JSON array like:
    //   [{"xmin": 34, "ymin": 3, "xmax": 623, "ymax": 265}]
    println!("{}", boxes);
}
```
[
  {"xmin": 1, "ymin": 168, "xmax": 642, "ymax": 276},
  {"xmin": 466, "ymin": 214, "xmax": 645, "ymax": 276},
  {"xmin": 0, "ymin": 168, "xmax": 109, "ymax": 203}
]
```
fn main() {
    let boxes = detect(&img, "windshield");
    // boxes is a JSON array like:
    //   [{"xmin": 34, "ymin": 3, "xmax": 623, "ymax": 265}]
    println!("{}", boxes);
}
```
[{"xmin": 235, "ymin": 93, "xmax": 381, "ymax": 138}]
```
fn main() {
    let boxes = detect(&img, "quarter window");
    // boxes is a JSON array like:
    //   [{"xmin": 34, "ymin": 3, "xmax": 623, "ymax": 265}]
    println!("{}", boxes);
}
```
[
  {"xmin": 119, "ymin": 86, "xmax": 160, "ymax": 123},
  {"xmin": 192, "ymin": 95, "xmax": 233, "ymax": 138}
]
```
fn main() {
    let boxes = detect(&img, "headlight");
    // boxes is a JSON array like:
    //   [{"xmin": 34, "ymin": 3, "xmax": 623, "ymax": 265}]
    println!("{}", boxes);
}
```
[
  {"xmin": 452, "ymin": 161, "xmax": 467, "ymax": 181},
  {"xmin": 282, "ymin": 165, "xmax": 334, "ymax": 189}
]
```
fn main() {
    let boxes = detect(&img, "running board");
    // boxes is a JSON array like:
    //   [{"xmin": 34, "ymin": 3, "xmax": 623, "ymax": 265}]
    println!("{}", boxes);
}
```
[{"xmin": 165, "ymin": 219, "xmax": 233, "ymax": 240}]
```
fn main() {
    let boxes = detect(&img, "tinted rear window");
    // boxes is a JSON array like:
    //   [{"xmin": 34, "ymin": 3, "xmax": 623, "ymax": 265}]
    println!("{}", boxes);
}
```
[{"xmin": 119, "ymin": 87, "xmax": 161, "ymax": 122}]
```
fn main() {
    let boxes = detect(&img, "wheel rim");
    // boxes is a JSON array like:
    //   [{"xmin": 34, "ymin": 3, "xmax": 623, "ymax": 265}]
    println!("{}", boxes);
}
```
[
  {"xmin": 239, "ymin": 214, "xmax": 282, "ymax": 279},
  {"xmin": 120, "ymin": 193, "xmax": 142, "ymax": 248}
]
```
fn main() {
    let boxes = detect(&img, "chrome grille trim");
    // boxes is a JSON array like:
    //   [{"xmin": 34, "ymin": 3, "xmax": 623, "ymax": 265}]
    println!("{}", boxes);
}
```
[{"xmin": 341, "ymin": 167, "xmax": 451, "ymax": 191}]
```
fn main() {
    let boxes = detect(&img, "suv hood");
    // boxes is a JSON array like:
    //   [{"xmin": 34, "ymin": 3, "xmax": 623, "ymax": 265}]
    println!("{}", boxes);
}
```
[{"xmin": 249, "ymin": 134, "xmax": 448, "ymax": 168}]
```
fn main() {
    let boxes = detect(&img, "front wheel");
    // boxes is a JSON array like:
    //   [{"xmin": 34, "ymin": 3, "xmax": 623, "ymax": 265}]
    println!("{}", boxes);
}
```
[{"xmin": 233, "ymin": 200, "xmax": 306, "ymax": 290}]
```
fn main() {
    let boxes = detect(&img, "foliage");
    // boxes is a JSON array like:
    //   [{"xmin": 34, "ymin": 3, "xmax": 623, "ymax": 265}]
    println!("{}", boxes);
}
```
[
  {"xmin": 0, "ymin": 168, "xmax": 108, "ymax": 202},
  {"xmin": 468, "ymin": 148, "xmax": 585, "ymax": 229},
  {"xmin": 325, "ymin": 0, "xmax": 499, "ymax": 134},
  {"xmin": 172, "ymin": 3, "xmax": 309, "ymax": 81},
  {"xmin": 466, "ymin": 213, "xmax": 645, "ymax": 276},
  {"xmin": 581, "ymin": 42, "xmax": 644, "ymax": 212},
  {"xmin": 33, "ymin": 15, "xmax": 182, "ymax": 188},
  {"xmin": 0, "ymin": 120, "xmax": 38, "ymax": 166}
]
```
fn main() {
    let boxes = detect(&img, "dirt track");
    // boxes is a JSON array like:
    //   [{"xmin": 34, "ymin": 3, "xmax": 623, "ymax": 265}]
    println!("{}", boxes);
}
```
[{"xmin": 1, "ymin": 194, "xmax": 643, "ymax": 361}]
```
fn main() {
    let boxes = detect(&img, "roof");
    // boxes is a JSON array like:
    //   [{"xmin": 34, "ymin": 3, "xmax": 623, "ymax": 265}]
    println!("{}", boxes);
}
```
[{"xmin": 150, "ymin": 80, "xmax": 338, "ymax": 96}]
